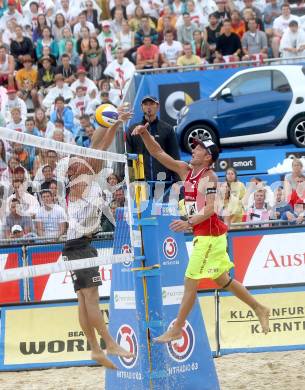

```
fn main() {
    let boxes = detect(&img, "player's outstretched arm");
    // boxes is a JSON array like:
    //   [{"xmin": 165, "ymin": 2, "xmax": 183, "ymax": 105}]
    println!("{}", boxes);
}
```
[
  {"xmin": 92, "ymin": 107, "xmax": 133, "ymax": 151},
  {"xmin": 86, "ymin": 107, "xmax": 133, "ymax": 174},
  {"xmin": 131, "ymin": 123, "xmax": 189, "ymax": 180}
]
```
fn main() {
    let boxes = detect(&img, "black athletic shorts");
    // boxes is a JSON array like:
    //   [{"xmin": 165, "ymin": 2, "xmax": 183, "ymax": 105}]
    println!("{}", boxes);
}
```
[{"xmin": 62, "ymin": 237, "xmax": 102, "ymax": 292}]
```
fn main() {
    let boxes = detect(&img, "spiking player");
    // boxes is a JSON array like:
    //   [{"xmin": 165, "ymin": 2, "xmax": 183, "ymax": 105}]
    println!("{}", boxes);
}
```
[
  {"xmin": 132, "ymin": 123, "xmax": 270, "ymax": 343},
  {"xmin": 62, "ymin": 107, "xmax": 133, "ymax": 369}
]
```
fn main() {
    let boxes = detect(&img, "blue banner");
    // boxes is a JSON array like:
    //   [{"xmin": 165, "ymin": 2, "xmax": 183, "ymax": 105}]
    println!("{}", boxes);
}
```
[
  {"xmin": 105, "ymin": 208, "xmax": 148, "ymax": 389},
  {"xmin": 132, "ymin": 69, "xmax": 240, "ymax": 125},
  {"xmin": 106, "ymin": 204, "xmax": 219, "ymax": 389},
  {"xmin": 150, "ymin": 206, "xmax": 219, "ymax": 390}
]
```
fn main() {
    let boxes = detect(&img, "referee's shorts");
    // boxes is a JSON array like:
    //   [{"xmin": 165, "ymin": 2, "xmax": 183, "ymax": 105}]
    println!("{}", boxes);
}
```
[{"xmin": 62, "ymin": 237, "xmax": 102, "ymax": 292}]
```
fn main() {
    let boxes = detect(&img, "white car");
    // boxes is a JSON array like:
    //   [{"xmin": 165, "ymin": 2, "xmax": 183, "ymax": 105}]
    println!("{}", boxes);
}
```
[{"xmin": 176, "ymin": 65, "xmax": 305, "ymax": 152}]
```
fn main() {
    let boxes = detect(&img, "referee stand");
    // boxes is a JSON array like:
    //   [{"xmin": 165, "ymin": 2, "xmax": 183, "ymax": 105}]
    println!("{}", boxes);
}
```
[{"xmin": 105, "ymin": 156, "xmax": 220, "ymax": 390}]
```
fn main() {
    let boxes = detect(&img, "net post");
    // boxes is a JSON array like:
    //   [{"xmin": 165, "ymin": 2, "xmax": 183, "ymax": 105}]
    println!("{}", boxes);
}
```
[{"xmin": 135, "ymin": 203, "xmax": 169, "ymax": 389}]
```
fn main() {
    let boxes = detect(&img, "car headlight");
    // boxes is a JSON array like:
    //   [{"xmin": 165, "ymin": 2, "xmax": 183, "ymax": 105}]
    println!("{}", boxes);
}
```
[{"xmin": 180, "ymin": 105, "xmax": 189, "ymax": 118}]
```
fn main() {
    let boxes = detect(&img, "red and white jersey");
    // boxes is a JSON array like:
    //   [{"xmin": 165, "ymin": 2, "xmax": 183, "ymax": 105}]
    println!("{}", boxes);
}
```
[{"xmin": 184, "ymin": 168, "xmax": 227, "ymax": 236}]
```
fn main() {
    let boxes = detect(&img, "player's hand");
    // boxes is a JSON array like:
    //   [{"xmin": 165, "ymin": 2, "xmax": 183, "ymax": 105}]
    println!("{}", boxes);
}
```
[
  {"xmin": 117, "ymin": 107, "xmax": 133, "ymax": 122},
  {"xmin": 131, "ymin": 122, "xmax": 149, "ymax": 136},
  {"xmin": 169, "ymin": 219, "xmax": 189, "ymax": 232}
]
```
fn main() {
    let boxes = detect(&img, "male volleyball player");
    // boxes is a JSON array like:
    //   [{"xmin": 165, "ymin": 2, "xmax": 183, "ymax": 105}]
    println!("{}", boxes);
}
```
[
  {"xmin": 132, "ymin": 123, "xmax": 270, "ymax": 343},
  {"xmin": 63, "ymin": 108, "xmax": 133, "ymax": 369}
]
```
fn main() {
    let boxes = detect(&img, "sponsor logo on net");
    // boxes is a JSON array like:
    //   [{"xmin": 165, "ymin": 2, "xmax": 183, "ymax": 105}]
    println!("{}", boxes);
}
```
[
  {"xmin": 162, "ymin": 286, "xmax": 184, "ymax": 305},
  {"xmin": 114, "ymin": 291, "xmax": 136, "ymax": 310},
  {"xmin": 162, "ymin": 237, "xmax": 179, "ymax": 265},
  {"xmin": 116, "ymin": 324, "xmax": 141, "ymax": 380},
  {"xmin": 121, "ymin": 244, "xmax": 132, "ymax": 270},
  {"xmin": 166, "ymin": 319, "xmax": 195, "ymax": 363}
]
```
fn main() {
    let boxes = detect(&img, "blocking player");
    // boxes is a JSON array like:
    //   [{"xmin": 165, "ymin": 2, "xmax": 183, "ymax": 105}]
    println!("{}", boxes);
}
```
[{"xmin": 131, "ymin": 123, "xmax": 270, "ymax": 343}]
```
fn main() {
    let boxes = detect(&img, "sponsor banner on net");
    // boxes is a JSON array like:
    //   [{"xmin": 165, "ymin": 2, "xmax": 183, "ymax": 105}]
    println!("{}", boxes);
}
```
[
  {"xmin": 220, "ymin": 290, "xmax": 305, "ymax": 350},
  {"xmin": 114, "ymin": 291, "xmax": 136, "ymax": 310},
  {"xmin": 3, "ymin": 303, "xmax": 109, "ymax": 366},
  {"xmin": 162, "ymin": 285, "xmax": 184, "ymax": 305}
]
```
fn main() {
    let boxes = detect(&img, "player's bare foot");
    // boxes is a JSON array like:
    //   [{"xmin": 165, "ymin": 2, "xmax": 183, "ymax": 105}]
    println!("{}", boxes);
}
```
[
  {"xmin": 91, "ymin": 351, "xmax": 117, "ymax": 369},
  {"xmin": 153, "ymin": 328, "xmax": 183, "ymax": 344},
  {"xmin": 254, "ymin": 305, "xmax": 270, "ymax": 335},
  {"xmin": 107, "ymin": 342, "xmax": 135, "ymax": 358}
]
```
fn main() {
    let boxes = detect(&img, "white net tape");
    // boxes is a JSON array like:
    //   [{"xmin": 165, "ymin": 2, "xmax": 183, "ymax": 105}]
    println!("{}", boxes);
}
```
[
  {"xmin": 0, "ymin": 127, "xmax": 134, "ymax": 283},
  {"xmin": 0, "ymin": 253, "xmax": 133, "ymax": 283},
  {"xmin": 0, "ymin": 127, "xmax": 127, "ymax": 163}
]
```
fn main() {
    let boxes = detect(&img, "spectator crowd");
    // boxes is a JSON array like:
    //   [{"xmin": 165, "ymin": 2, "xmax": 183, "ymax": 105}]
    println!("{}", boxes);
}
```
[
  {"xmin": 0, "ymin": 0, "xmax": 305, "ymax": 244},
  {"xmin": 218, "ymin": 159, "xmax": 305, "ymax": 228}
]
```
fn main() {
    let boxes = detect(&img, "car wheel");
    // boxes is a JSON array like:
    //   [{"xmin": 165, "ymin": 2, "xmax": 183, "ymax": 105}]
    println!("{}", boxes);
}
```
[
  {"xmin": 183, "ymin": 125, "xmax": 218, "ymax": 153},
  {"xmin": 289, "ymin": 117, "xmax": 305, "ymax": 147}
]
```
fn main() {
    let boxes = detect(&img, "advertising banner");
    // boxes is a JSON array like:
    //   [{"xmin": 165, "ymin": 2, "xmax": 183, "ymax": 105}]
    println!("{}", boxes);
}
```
[
  {"xmin": 0, "ymin": 247, "xmax": 23, "ymax": 304},
  {"xmin": 198, "ymin": 294, "xmax": 217, "ymax": 353},
  {"xmin": 106, "ymin": 205, "xmax": 220, "ymax": 390},
  {"xmin": 105, "ymin": 210, "xmax": 145, "ymax": 389},
  {"xmin": 1, "ymin": 302, "xmax": 109, "ymax": 369},
  {"xmin": 219, "ymin": 287, "xmax": 305, "ymax": 353},
  {"xmin": 133, "ymin": 69, "xmax": 239, "ymax": 125},
  {"xmin": 229, "ymin": 228, "xmax": 305, "ymax": 287},
  {"xmin": 150, "ymin": 208, "xmax": 220, "ymax": 390},
  {"xmin": 0, "ymin": 296, "xmax": 217, "ymax": 372}
]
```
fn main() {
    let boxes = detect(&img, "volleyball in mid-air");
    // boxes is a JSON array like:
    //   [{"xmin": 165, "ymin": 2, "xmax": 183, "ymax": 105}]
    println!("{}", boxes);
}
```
[{"xmin": 95, "ymin": 103, "xmax": 118, "ymax": 128}]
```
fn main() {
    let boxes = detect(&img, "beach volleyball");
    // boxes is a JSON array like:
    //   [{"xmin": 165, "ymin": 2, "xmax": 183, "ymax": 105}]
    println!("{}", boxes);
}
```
[{"xmin": 95, "ymin": 103, "xmax": 118, "ymax": 127}]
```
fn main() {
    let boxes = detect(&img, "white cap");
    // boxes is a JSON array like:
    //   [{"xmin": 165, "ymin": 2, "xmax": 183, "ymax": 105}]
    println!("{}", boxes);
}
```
[{"xmin": 11, "ymin": 224, "xmax": 23, "ymax": 233}]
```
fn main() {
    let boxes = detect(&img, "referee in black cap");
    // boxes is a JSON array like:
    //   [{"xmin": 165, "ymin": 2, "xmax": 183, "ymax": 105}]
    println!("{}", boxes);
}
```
[{"xmin": 126, "ymin": 95, "xmax": 180, "ymax": 198}]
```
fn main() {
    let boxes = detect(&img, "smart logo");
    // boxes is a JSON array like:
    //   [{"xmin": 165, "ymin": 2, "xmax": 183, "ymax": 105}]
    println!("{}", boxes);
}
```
[
  {"xmin": 159, "ymin": 82, "xmax": 200, "ymax": 126},
  {"xmin": 116, "ymin": 324, "xmax": 138, "ymax": 368},
  {"xmin": 163, "ymin": 237, "xmax": 178, "ymax": 260},
  {"xmin": 167, "ymin": 320, "xmax": 195, "ymax": 362}
]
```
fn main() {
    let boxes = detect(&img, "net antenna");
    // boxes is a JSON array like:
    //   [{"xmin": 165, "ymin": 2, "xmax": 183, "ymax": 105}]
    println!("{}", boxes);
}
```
[{"xmin": 0, "ymin": 126, "xmax": 134, "ymax": 283}]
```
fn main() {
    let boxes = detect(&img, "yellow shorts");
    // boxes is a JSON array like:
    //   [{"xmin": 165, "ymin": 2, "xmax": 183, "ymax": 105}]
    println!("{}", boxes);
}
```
[{"xmin": 185, "ymin": 234, "xmax": 234, "ymax": 280}]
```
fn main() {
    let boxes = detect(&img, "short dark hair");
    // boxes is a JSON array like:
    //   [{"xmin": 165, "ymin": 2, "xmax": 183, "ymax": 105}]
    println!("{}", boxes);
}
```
[
  {"xmin": 209, "ymin": 12, "xmax": 219, "ymax": 19},
  {"xmin": 48, "ymin": 179, "xmax": 57, "ymax": 187},
  {"xmin": 25, "ymin": 117, "xmax": 35, "ymax": 123},
  {"xmin": 289, "ymin": 20, "xmax": 298, "ymax": 27},
  {"xmin": 55, "ymin": 96, "xmax": 65, "ymax": 104},
  {"xmin": 42, "ymin": 164, "xmax": 53, "ymax": 172}
]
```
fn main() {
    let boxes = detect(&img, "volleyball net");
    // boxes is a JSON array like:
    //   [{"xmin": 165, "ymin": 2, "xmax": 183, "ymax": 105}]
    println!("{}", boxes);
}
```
[{"xmin": 0, "ymin": 126, "xmax": 134, "ymax": 282}]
